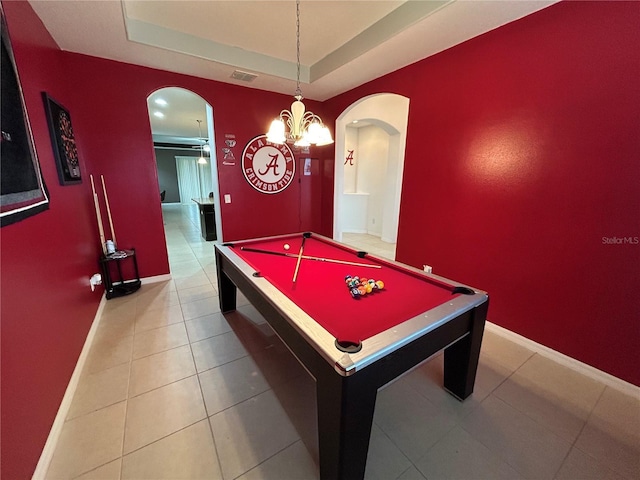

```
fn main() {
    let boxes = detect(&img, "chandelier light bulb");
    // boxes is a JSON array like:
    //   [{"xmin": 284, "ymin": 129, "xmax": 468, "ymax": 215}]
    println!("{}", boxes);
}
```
[
  {"xmin": 316, "ymin": 126, "xmax": 334, "ymax": 146},
  {"xmin": 267, "ymin": 119, "xmax": 286, "ymax": 144},
  {"xmin": 306, "ymin": 122, "xmax": 322, "ymax": 143},
  {"xmin": 294, "ymin": 135, "xmax": 311, "ymax": 147}
]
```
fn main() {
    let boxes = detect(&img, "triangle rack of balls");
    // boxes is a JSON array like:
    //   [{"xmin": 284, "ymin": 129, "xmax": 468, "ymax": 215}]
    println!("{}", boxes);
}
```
[{"xmin": 345, "ymin": 275, "xmax": 385, "ymax": 299}]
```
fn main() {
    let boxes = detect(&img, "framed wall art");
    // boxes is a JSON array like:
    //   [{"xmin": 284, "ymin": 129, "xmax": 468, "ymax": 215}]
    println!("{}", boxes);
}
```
[
  {"xmin": 0, "ymin": 7, "xmax": 50, "ymax": 227},
  {"xmin": 42, "ymin": 92, "xmax": 82, "ymax": 185}
]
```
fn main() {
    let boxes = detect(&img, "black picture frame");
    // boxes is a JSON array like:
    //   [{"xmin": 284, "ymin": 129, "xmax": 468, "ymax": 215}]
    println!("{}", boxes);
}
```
[
  {"xmin": 42, "ymin": 92, "xmax": 82, "ymax": 185},
  {"xmin": 0, "ymin": 7, "xmax": 50, "ymax": 227}
]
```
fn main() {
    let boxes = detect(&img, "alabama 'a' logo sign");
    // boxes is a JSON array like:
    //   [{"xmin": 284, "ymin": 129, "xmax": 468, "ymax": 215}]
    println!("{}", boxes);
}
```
[{"xmin": 241, "ymin": 135, "xmax": 295, "ymax": 194}]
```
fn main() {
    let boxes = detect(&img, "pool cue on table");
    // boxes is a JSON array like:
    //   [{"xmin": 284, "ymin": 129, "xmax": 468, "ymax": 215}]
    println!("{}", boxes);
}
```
[
  {"xmin": 292, "ymin": 233, "xmax": 310, "ymax": 284},
  {"xmin": 241, "ymin": 247, "xmax": 381, "ymax": 269},
  {"xmin": 90, "ymin": 175, "xmax": 107, "ymax": 255},
  {"xmin": 100, "ymin": 175, "xmax": 117, "ymax": 247}
]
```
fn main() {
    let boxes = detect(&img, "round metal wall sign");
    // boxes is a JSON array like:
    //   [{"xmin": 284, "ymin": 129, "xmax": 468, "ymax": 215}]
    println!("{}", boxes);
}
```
[{"xmin": 241, "ymin": 135, "xmax": 295, "ymax": 194}]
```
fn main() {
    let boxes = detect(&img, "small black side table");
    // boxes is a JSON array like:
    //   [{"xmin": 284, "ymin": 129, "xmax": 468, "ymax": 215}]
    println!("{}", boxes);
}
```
[
  {"xmin": 100, "ymin": 248, "xmax": 142, "ymax": 299},
  {"xmin": 192, "ymin": 198, "xmax": 217, "ymax": 241}
]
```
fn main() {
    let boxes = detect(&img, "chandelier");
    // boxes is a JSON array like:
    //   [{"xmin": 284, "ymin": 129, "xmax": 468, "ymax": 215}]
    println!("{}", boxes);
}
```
[{"xmin": 266, "ymin": 0, "xmax": 333, "ymax": 147}]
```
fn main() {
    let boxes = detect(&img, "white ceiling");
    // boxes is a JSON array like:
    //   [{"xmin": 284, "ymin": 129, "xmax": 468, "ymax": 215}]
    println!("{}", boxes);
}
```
[{"xmin": 29, "ymin": 0, "xmax": 557, "ymax": 143}]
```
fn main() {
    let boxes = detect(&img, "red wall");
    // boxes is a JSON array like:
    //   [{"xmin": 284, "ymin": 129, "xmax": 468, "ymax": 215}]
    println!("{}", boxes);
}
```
[
  {"xmin": 1, "ymin": 2, "xmax": 105, "ymax": 478},
  {"xmin": 60, "ymin": 52, "xmax": 333, "ymax": 271},
  {"xmin": 325, "ymin": 1, "xmax": 640, "ymax": 385},
  {"xmin": 1, "ymin": 2, "xmax": 331, "ymax": 478},
  {"xmin": 3, "ymin": 1, "xmax": 639, "ymax": 478}
]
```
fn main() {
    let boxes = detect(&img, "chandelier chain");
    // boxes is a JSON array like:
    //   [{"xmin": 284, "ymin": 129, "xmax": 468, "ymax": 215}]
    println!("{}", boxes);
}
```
[{"xmin": 295, "ymin": 0, "xmax": 302, "ymax": 99}]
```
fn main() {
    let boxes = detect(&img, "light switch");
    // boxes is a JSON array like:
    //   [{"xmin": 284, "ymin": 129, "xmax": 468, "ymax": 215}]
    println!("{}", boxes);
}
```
[{"xmin": 224, "ymin": 194, "xmax": 231, "ymax": 204}]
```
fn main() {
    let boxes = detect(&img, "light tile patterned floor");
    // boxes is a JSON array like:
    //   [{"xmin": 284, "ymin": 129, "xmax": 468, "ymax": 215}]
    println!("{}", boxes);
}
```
[
  {"xmin": 45, "ymin": 204, "xmax": 640, "ymax": 479},
  {"xmin": 341, "ymin": 232, "xmax": 396, "ymax": 261}
]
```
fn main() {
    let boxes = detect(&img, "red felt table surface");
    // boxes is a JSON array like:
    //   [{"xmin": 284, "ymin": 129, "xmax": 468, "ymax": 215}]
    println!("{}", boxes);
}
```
[{"xmin": 231, "ymin": 234, "xmax": 459, "ymax": 343}]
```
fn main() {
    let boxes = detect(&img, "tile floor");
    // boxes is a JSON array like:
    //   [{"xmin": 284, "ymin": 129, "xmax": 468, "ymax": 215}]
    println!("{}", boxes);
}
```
[
  {"xmin": 340, "ymin": 232, "xmax": 396, "ymax": 261},
  {"xmin": 45, "ymin": 204, "xmax": 639, "ymax": 480}
]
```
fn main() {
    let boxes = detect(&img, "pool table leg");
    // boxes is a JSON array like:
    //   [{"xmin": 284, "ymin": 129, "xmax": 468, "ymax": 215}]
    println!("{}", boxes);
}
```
[
  {"xmin": 316, "ymin": 370, "xmax": 378, "ymax": 480},
  {"xmin": 216, "ymin": 265, "xmax": 237, "ymax": 313},
  {"xmin": 443, "ymin": 300, "xmax": 488, "ymax": 400}
]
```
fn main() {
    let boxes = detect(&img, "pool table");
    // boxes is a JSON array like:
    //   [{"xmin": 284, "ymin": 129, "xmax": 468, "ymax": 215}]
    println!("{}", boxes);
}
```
[{"xmin": 215, "ymin": 232, "xmax": 489, "ymax": 480}]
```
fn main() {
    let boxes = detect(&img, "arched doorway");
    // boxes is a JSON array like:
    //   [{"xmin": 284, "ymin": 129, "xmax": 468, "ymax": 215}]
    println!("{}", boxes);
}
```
[
  {"xmin": 146, "ymin": 87, "xmax": 223, "ymax": 242},
  {"xmin": 333, "ymin": 93, "xmax": 409, "ymax": 251}
]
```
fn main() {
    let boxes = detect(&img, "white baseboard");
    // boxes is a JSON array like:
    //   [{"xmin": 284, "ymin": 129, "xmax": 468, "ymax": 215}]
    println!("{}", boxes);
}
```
[
  {"xmin": 141, "ymin": 273, "xmax": 172, "ymax": 285},
  {"xmin": 32, "ymin": 273, "xmax": 172, "ymax": 479},
  {"xmin": 486, "ymin": 321, "xmax": 640, "ymax": 399}
]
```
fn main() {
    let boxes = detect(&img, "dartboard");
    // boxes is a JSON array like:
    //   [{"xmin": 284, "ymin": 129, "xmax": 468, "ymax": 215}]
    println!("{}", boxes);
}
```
[{"xmin": 58, "ymin": 110, "xmax": 80, "ymax": 177}]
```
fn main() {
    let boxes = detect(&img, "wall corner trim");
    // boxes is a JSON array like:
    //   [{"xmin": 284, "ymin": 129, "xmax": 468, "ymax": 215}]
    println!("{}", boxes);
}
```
[{"xmin": 486, "ymin": 322, "xmax": 640, "ymax": 398}]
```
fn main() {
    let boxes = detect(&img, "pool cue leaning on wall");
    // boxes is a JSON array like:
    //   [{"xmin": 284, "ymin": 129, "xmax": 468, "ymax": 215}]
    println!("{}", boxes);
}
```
[
  {"xmin": 101, "ymin": 175, "xmax": 118, "ymax": 248},
  {"xmin": 90, "ymin": 174, "xmax": 107, "ymax": 255}
]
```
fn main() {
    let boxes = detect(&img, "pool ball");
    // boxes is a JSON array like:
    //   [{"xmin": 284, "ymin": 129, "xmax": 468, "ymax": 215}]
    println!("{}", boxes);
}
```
[{"xmin": 284, "ymin": 244, "xmax": 290, "ymax": 250}]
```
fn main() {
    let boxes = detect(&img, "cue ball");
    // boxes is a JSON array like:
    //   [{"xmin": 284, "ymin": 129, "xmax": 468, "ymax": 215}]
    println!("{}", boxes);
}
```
[{"xmin": 284, "ymin": 243, "xmax": 290, "ymax": 250}]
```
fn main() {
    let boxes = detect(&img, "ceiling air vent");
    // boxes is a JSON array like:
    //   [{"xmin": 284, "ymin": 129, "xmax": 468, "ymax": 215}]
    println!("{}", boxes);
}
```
[{"xmin": 231, "ymin": 70, "xmax": 258, "ymax": 82}]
